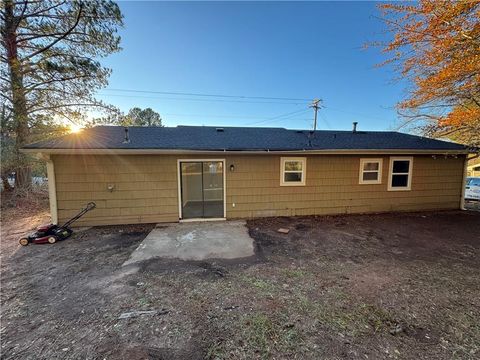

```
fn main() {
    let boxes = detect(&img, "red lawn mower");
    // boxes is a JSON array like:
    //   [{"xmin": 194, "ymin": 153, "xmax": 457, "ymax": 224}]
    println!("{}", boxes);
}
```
[{"xmin": 19, "ymin": 202, "xmax": 96, "ymax": 246}]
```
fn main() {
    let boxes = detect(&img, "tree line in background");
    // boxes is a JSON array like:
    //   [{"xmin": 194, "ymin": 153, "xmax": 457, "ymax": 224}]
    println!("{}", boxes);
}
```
[
  {"xmin": 1, "ymin": 0, "xmax": 478, "ymax": 191},
  {"xmin": 1, "ymin": 1, "xmax": 163, "ymax": 190},
  {"xmin": 90, "ymin": 107, "xmax": 163, "ymax": 128},
  {"xmin": 0, "ymin": 104, "xmax": 163, "ymax": 191},
  {"xmin": 1, "ymin": 0, "xmax": 123, "ymax": 189}
]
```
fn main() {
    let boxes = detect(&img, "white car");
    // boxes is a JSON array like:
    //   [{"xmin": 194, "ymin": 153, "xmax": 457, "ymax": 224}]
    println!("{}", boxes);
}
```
[{"xmin": 465, "ymin": 177, "xmax": 480, "ymax": 201}]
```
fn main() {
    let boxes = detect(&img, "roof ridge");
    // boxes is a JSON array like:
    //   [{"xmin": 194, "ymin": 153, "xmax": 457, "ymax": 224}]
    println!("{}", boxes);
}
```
[{"xmin": 92, "ymin": 125, "xmax": 403, "ymax": 133}]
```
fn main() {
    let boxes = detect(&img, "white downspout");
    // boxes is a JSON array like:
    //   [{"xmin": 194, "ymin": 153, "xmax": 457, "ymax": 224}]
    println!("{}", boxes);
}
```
[
  {"xmin": 38, "ymin": 153, "xmax": 58, "ymax": 224},
  {"xmin": 460, "ymin": 155, "xmax": 468, "ymax": 210}
]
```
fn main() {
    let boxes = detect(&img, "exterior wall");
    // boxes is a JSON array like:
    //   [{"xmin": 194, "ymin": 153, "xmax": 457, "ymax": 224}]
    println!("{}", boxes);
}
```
[
  {"xmin": 53, "ymin": 155, "xmax": 179, "ymax": 226},
  {"xmin": 225, "ymin": 155, "xmax": 464, "ymax": 218},
  {"xmin": 52, "ymin": 154, "xmax": 465, "ymax": 226}
]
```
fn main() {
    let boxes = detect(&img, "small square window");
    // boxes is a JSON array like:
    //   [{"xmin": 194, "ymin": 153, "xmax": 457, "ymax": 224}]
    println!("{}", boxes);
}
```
[
  {"xmin": 388, "ymin": 157, "xmax": 413, "ymax": 191},
  {"xmin": 359, "ymin": 159, "xmax": 383, "ymax": 184},
  {"xmin": 280, "ymin": 157, "xmax": 306, "ymax": 186}
]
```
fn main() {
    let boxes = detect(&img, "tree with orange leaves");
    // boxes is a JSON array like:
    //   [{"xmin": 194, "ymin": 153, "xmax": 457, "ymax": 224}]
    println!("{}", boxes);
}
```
[{"xmin": 376, "ymin": 0, "xmax": 479, "ymax": 146}]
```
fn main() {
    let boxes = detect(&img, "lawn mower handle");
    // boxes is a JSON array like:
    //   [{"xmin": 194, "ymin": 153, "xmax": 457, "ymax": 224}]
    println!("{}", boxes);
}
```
[{"xmin": 62, "ymin": 202, "xmax": 96, "ymax": 228}]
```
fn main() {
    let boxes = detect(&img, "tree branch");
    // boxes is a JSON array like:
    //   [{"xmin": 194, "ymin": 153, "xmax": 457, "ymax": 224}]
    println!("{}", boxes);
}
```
[
  {"xmin": 24, "ymin": 3, "xmax": 84, "ymax": 61},
  {"xmin": 17, "ymin": 31, "xmax": 88, "ymax": 43},
  {"xmin": 28, "ymin": 101, "xmax": 114, "ymax": 115},
  {"xmin": 13, "ymin": 0, "xmax": 29, "ymax": 31},
  {"xmin": 0, "ymin": 92, "xmax": 13, "ymax": 102},
  {"xmin": 20, "ymin": 1, "xmax": 67, "ymax": 21},
  {"xmin": 24, "ymin": 74, "xmax": 91, "ymax": 93}
]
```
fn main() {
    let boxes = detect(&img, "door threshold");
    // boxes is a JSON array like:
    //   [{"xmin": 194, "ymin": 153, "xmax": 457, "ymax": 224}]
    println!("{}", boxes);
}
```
[{"xmin": 179, "ymin": 218, "xmax": 226, "ymax": 223}]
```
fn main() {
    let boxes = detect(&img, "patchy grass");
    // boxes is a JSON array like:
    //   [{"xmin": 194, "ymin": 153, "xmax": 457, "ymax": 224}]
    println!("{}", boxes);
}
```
[
  {"xmin": 237, "ymin": 274, "xmax": 277, "ymax": 295},
  {"xmin": 241, "ymin": 313, "xmax": 302, "ymax": 358},
  {"xmin": 242, "ymin": 313, "xmax": 275, "ymax": 357},
  {"xmin": 1, "ymin": 210, "xmax": 479, "ymax": 359},
  {"xmin": 281, "ymin": 268, "xmax": 308, "ymax": 278}
]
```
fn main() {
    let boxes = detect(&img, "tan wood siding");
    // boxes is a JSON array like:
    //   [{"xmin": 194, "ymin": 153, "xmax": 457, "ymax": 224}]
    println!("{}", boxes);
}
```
[
  {"xmin": 225, "ymin": 155, "xmax": 464, "ymax": 218},
  {"xmin": 53, "ymin": 155, "xmax": 179, "ymax": 226},
  {"xmin": 53, "ymin": 154, "xmax": 464, "ymax": 226}
]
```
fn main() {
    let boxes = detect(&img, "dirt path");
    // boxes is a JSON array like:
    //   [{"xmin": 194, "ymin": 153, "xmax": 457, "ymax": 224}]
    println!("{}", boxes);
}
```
[
  {"xmin": 1, "ymin": 203, "xmax": 51, "ymax": 255},
  {"xmin": 1, "ymin": 210, "xmax": 479, "ymax": 359}
]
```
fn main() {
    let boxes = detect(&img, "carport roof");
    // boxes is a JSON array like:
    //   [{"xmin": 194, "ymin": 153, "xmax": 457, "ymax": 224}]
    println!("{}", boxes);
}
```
[{"xmin": 23, "ymin": 125, "xmax": 470, "ymax": 153}]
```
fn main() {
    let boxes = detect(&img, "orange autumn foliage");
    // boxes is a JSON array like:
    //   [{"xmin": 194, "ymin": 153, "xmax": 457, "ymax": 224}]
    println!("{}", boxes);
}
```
[{"xmin": 377, "ymin": 0, "xmax": 480, "ymax": 145}]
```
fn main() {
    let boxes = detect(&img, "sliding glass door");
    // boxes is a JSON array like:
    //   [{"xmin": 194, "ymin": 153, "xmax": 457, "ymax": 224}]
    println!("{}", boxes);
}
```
[{"xmin": 180, "ymin": 161, "xmax": 224, "ymax": 219}]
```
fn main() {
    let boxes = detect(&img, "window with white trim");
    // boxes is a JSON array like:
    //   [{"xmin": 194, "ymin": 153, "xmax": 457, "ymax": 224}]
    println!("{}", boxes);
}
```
[
  {"xmin": 280, "ymin": 157, "xmax": 306, "ymax": 186},
  {"xmin": 388, "ymin": 157, "xmax": 413, "ymax": 191},
  {"xmin": 359, "ymin": 158, "xmax": 383, "ymax": 184}
]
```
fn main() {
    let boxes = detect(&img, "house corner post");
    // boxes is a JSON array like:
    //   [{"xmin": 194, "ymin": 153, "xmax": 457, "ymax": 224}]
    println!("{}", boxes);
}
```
[
  {"xmin": 460, "ymin": 155, "xmax": 468, "ymax": 210},
  {"xmin": 43, "ymin": 154, "xmax": 58, "ymax": 224}
]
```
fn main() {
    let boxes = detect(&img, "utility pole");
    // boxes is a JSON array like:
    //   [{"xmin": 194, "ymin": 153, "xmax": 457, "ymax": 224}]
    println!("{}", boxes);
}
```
[{"xmin": 310, "ymin": 99, "xmax": 322, "ymax": 131}]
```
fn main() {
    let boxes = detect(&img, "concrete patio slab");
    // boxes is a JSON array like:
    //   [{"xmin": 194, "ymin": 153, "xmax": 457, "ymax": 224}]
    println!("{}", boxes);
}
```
[{"xmin": 123, "ymin": 220, "xmax": 254, "ymax": 265}]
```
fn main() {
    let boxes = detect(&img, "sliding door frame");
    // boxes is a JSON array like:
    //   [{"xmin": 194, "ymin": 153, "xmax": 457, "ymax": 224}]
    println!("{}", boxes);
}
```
[{"xmin": 177, "ymin": 158, "xmax": 226, "ymax": 221}]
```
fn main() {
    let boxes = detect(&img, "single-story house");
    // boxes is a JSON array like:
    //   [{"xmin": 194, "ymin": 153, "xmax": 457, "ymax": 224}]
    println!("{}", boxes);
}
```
[{"xmin": 22, "ymin": 125, "xmax": 474, "ymax": 227}]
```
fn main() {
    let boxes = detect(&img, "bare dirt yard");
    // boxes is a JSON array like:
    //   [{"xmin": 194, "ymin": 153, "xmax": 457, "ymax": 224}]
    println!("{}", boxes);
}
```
[{"xmin": 1, "ymin": 207, "xmax": 479, "ymax": 359}]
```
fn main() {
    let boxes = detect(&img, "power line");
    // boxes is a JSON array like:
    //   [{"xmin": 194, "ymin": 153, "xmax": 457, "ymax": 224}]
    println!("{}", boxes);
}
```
[
  {"xmin": 325, "ymin": 106, "xmax": 387, "ymax": 122},
  {"xmin": 95, "ymin": 88, "xmax": 330, "ymax": 127},
  {"xmin": 162, "ymin": 112, "xmax": 270, "ymax": 120},
  {"xmin": 161, "ymin": 112, "xmax": 313, "ymax": 126},
  {"xmin": 98, "ymin": 88, "xmax": 388, "ymax": 124},
  {"xmin": 244, "ymin": 108, "xmax": 310, "ymax": 126},
  {"xmin": 102, "ymin": 88, "xmax": 312, "ymax": 102},
  {"xmin": 318, "ymin": 111, "xmax": 332, "ymax": 130},
  {"xmin": 96, "ymin": 92, "xmax": 309, "ymax": 105}
]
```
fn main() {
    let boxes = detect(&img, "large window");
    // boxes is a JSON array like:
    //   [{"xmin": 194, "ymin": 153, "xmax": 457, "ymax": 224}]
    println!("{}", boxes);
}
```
[
  {"xmin": 280, "ymin": 157, "xmax": 306, "ymax": 186},
  {"xmin": 359, "ymin": 158, "xmax": 383, "ymax": 184},
  {"xmin": 388, "ymin": 157, "xmax": 413, "ymax": 191}
]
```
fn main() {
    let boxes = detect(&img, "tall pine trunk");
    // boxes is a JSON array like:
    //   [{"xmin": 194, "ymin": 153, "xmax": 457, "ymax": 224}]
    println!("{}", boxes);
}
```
[{"xmin": 3, "ymin": 0, "xmax": 31, "ymax": 189}]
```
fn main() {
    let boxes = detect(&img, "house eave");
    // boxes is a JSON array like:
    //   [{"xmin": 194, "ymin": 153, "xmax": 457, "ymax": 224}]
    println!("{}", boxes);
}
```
[{"xmin": 21, "ymin": 148, "xmax": 473, "ymax": 156}]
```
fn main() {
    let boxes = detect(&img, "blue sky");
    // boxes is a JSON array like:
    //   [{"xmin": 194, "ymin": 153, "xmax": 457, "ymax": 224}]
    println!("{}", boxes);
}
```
[{"xmin": 96, "ymin": 1, "xmax": 406, "ymax": 131}]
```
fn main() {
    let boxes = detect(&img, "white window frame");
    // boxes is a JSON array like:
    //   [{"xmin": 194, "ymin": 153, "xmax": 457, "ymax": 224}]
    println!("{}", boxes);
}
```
[
  {"xmin": 359, "ymin": 158, "xmax": 383, "ymax": 185},
  {"xmin": 388, "ymin": 157, "xmax": 413, "ymax": 191},
  {"xmin": 280, "ymin": 157, "xmax": 306, "ymax": 186}
]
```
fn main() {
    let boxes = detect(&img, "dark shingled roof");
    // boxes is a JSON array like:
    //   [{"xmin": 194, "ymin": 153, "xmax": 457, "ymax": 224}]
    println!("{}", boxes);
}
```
[{"xmin": 23, "ymin": 125, "xmax": 468, "ymax": 152}]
